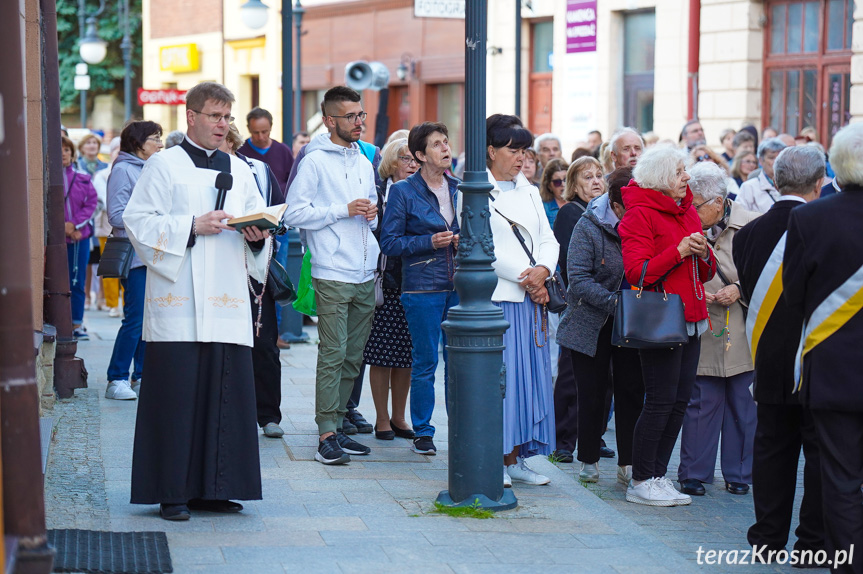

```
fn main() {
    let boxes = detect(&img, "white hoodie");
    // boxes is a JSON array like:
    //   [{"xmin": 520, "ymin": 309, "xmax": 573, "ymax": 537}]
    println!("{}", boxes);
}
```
[{"xmin": 284, "ymin": 133, "xmax": 380, "ymax": 283}]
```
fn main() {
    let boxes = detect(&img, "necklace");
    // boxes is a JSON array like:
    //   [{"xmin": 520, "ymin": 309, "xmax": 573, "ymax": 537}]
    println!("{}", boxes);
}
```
[{"xmin": 690, "ymin": 255, "xmax": 704, "ymax": 301}]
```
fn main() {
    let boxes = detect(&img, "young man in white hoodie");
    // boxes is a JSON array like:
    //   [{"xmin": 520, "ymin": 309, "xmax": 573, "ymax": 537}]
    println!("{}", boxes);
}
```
[{"xmin": 284, "ymin": 86, "xmax": 380, "ymax": 465}]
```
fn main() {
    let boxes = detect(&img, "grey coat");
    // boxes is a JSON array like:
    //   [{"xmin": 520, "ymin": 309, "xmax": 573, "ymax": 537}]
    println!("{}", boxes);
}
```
[
  {"xmin": 556, "ymin": 194, "xmax": 625, "ymax": 357},
  {"xmin": 107, "ymin": 151, "xmax": 146, "ymax": 269}
]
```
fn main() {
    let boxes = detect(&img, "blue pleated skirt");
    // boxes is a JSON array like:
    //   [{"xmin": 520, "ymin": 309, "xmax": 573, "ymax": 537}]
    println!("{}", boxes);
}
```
[{"xmin": 496, "ymin": 294, "xmax": 556, "ymax": 456}]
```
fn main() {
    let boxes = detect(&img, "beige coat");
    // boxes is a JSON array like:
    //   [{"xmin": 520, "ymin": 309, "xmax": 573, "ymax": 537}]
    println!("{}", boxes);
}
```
[{"xmin": 697, "ymin": 200, "xmax": 760, "ymax": 378}]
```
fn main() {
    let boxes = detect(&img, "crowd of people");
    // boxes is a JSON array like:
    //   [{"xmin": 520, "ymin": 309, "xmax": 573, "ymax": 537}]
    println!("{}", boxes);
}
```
[{"xmin": 63, "ymin": 80, "xmax": 862, "ymax": 573}]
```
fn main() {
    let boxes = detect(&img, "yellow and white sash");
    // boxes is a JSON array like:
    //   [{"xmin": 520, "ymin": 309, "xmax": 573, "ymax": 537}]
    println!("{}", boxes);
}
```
[
  {"xmin": 793, "ymin": 261, "xmax": 863, "ymax": 391},
  {"xmin": 744, "ymin": 232, "xmax": 787, "ymax": 363}
]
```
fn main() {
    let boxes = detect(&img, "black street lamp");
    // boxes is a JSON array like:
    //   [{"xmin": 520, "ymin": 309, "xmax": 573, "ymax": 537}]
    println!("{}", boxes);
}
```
[
  {"xmin": 293, "ymin": 0, "xmax": 305, "ymax": 133},
  {"xmin": 438, "ymin": 0, "xmax": 517, "ymax": 511}
]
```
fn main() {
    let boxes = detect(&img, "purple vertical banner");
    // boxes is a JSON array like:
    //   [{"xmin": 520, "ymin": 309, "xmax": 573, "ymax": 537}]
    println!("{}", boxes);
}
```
[{"xmin": 566, "ymin": 0, "xmax": 598, "ymax": 54}]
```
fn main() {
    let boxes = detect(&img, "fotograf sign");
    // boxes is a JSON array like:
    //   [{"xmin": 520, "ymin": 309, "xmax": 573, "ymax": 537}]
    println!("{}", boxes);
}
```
[
  {"xmin": 414, "ymin": 0, "xmax": 464, "ymax": 19},
  {"xmin": 137, "ymin": 88, "xmax": 188, "ymax": 106},
  {"xmin": 566, "ymin": 0, "xmax": 597, "ymax": 54}
]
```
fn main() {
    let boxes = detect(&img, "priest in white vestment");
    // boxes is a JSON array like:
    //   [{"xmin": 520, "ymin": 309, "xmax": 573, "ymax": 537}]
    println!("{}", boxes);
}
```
[{"xmin": 123, "ymin": 82, "xmax": 272, "ymax": 521}]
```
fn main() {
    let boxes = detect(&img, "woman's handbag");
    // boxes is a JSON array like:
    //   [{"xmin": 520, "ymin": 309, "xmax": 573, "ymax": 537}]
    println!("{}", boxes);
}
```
[
  {"xmin": 96, "ymin": 236, "xmax": 135, "ymax": 278},
  {"xmin": 489, "ymin": 201, "xmax": 567, "ymax": 314},
  {"xmin": 611, "ymin": 260, "xmax": 688, "ymax": 349},
  {"xmin": 267, "ymin": 258, "xmax": 297, "ymax": 303},
  {"xmin": 374, "ymin": 253, "xmax": 387, "ymax": 308}
]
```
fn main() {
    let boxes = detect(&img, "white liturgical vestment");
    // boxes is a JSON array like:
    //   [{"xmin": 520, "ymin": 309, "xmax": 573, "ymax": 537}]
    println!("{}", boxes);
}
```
[{"xmin": 123, "ymin": 144, "xmax": 271, "ymax": 347}]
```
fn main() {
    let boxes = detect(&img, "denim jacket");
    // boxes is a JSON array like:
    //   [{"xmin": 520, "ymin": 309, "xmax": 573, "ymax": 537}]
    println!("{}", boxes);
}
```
[{"xmin": 379, "ymin": 171, "xmax": 460, "ymax": 292}]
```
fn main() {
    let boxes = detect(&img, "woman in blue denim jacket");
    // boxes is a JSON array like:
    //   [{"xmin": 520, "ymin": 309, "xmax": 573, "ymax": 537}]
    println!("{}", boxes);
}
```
[{"xmin": 379, "ymin": 122, "xmax": 460, "ymax": 457}]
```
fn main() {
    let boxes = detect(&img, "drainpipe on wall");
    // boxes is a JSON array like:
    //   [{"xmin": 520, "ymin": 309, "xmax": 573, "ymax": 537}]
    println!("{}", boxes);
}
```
[{"xmin": 687, "ymin": 0, "xmax": 701, "ymax": 120}]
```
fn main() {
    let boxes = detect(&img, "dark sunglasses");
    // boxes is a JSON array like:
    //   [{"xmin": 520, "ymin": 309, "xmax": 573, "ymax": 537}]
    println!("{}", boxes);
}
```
[
  {"xmin": 551, "ymin": 178, "xmax": 566, "ymax": 187},
  {"xmin": 696, "ymin": 154, "xmax": 712, "ymax": 162}
]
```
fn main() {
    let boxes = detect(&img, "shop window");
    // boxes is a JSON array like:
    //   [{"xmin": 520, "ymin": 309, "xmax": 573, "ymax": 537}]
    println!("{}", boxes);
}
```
[
  {"xmin": 436, "ymin": 83, "xmax": 463, "ymax": 157},
  {"xmin": 623, "ymin": 10, "xmax": 655, "ymax": 133}
]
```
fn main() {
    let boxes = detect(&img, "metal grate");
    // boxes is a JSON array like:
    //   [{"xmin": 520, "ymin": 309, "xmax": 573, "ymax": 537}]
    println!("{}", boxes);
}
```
[{"xmin": 48, "ymin": 530, "xmax": 172, "ymax": 574}]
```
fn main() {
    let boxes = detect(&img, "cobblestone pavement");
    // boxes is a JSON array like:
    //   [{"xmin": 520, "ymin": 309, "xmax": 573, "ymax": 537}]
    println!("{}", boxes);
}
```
[{"xmin": 43, "ymin": 308, "xmax": 815, "ymax": 573}]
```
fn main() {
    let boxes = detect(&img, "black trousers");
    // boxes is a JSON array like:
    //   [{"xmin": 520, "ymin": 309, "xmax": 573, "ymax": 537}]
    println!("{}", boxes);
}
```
[
  {"xmin": 554, "ymin": 347, "xmax": 578, "ymax": 453},
  {"xmin": 347, "ymin": 362, "xmax": 365, "ymax": 411},
  {"xmin": 569, "ymin": 321, "xmax": 644, "ymax": 466},
  {"xmin": 811, "ymin": 409, "xmax": 863, "ymax": 574},
  {"xmin": 747, "ymin": 403, "xmax": 824, "ymax": 553},
  {"xmin": 632, "ymin": 335, "xmax": 700, "ymax": 481},
  {"xmin": 250, "ymin": 281, "xmax": 282, "ymax": 427}
]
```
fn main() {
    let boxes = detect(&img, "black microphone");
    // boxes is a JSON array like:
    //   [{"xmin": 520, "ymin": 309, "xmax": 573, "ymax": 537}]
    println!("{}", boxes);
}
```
[{"xmin": 214, "ymin": 172, "xmax": 233, "ymax": 211}]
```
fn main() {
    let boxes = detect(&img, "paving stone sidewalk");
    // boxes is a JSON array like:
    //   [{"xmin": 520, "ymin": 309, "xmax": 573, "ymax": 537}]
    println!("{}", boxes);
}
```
[{"xmin": 43, "ymin": 309, "xmax": 812, "ymax": 573}]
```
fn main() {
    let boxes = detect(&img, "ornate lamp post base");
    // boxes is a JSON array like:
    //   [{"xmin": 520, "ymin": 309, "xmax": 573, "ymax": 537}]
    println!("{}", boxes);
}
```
[{"xmin": 435, "ymin": 490, "xmax": 517, "ymax": 512}]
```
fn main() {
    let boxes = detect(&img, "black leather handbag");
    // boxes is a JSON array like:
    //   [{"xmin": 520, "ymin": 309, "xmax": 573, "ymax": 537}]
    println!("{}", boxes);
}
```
[
  {"xmin": 96, "ymin": 236, "xmax": 134, "ymax": 279},
  {"xmin": 611, "ymin": 260, "xmax": 688, "ymax": 349},
  {"xmin": 490, "ymin": 200, "xmax": 567, "ymax": 314},
  {"xmin": 267, "ymin": 258, "xmax": 297, "ymax": 303}
]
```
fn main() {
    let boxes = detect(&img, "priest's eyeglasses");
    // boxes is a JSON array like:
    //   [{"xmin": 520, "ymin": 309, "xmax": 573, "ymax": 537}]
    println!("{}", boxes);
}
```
[
  {"xmin": 329, "ymin": 112, "xmax": 368, "ymax": 124},
  {"xmin": 191, "ymin": 110, "xmax": 235, "ymax": 125}
]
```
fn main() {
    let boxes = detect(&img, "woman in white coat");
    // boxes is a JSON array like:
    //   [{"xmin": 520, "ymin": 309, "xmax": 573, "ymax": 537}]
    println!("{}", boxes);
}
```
[{"xmin": 484, "ymin": 114, "xmax": 560, "ymax": 486}]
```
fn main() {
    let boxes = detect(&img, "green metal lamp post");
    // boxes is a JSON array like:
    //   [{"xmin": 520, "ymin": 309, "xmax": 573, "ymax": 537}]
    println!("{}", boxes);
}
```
[{"xmin": 437, "ymin": 0, "xmax": 517, "ymax": 512}]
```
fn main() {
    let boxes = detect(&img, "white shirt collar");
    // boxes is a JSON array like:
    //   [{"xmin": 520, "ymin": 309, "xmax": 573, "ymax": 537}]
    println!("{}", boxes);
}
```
[
  {"xmin": 184, "ymin": 135, "xmax": 216, "ymax": 157},
  {"xmin": 776, "ymin": 194, "xmax": 806, "ymax": 204}
]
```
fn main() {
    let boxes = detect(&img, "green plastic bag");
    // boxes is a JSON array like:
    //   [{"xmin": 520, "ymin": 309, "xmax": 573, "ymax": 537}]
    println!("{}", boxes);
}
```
[{"xmin": 292, "ymin": 250, "xmax": 316, "ymax": 316}]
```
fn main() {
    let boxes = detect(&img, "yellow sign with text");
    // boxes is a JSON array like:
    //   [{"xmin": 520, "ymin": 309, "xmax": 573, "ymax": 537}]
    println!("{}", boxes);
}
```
[{"xmin": 159, "ymin": 44, "xmax": 200, "ymax": 73}]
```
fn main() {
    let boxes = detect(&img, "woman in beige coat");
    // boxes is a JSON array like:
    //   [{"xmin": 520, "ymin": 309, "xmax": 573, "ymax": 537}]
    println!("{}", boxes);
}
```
[{"xmin": 677, "ymin": 162, "xmax": 760, "ymax": 498}]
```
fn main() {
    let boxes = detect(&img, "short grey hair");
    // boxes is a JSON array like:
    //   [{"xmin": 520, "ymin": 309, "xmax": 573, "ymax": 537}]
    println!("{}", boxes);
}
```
[
  {"xmin": 165, "ymin": 130, "xmax": 186, "ymax": 148},
  {"xmin": 688, "ymin": 161, "xmax": 729, "ymax": 201},
  {"xmin": 757, "ymin": 137, "xmax": 787, "ymax": 159},
  {"xmin": 829, "ymin": 122, "xmax": 863, "ymax": 187},
  {"xmin": 534, "ymin": 133, "xmax": 561, "ymax": 151},
  {"xmin": 773, "ymin": 146, "xmax": 826, "ymax": 196},
  {"xmin": 632, "ymin": 144, "xmax": 689, "ymax": 192},
  {"xmin": 609, "ymin": 127, "xmax": 644, "ymax": 154}
]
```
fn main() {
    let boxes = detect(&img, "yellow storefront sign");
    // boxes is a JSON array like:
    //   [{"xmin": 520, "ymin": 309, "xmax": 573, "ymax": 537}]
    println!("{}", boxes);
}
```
[{"xmin": 159, "ymin": 44, "xmax": 200, "ymax": 73}]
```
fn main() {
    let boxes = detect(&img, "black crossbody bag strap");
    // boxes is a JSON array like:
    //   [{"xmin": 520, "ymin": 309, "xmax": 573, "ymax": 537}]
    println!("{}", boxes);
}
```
[{"xmin": 488, "ymin": 193, "xmax": 538, "ymax": 265}]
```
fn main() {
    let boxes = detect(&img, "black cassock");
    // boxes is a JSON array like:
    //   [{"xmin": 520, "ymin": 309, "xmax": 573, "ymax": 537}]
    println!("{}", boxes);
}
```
[{"xmin": 130, "ymin": 141, "xmax": 262, "ymax": 505}]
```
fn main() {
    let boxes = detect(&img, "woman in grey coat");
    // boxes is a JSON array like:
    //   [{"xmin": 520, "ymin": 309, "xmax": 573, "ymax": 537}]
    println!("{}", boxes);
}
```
[{"xmin": 556, "ymin": 167, "xmax": 644, "ymax": 485}]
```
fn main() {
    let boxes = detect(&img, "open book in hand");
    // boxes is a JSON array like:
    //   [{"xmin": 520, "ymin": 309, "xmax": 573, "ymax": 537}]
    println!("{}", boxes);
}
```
[{"xmin": 226, "ymin": 204, "xmax": 288, "ymax": 231}]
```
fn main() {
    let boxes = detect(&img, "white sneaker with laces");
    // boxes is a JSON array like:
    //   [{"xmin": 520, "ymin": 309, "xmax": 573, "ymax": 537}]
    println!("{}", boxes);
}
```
[
  {"xmin": 507, "ymin": 459, "xmax": 551, "ymax": 485},
  {"xmin": 617, "ymin": 465, "xmax": 632, "ymax": 485},
  {"xmin": 656, "ymin": 476, "xmax": 692, "ymax": 506},
  {"xmin": 503, "ymin": 466, "xmax": 512, "ymax": 488},
  {"xmin": 105, "ymin": 379, "xmax": 137, "ymax": 400},
  {"xmin": 579, "ymin": 462, "xmax": 599, "ymax": 483},
  {"xmin": 626, "ymin": 477, "xmax": 677, "ymax": 506}
]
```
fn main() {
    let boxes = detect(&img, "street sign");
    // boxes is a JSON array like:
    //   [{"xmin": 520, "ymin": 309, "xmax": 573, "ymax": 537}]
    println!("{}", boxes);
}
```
[
  {"xmin": 74, "ymin": 75, "xmax": 91, "ymax": 91},
  {"xmin": 137, "ymin": 88, "xmax": 187, "ymax": 106},
  {"xmin": 413, "ymin": 0, "xmax": 464, "ymax": 19}
]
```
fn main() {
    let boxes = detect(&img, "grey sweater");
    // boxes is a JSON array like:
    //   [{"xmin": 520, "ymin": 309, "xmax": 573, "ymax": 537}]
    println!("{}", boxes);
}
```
[
  {"xmin": 107, "ymin": 151, "xmax": 146, "ymax": 269},
  {"xmin": 556, "ymin": 194, "xmax": 625, "ymax": 357}
]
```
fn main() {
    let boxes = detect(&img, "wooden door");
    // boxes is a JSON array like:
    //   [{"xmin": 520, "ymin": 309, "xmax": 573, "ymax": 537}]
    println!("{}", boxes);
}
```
[{"xmin": 528, "ymin": 74, "xmax": 552, "ymax": 135}]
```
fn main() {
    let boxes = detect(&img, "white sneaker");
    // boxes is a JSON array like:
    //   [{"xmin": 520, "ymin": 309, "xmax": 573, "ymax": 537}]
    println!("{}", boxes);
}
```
[
  {"xmin": 626, "ymin": 477, "xmax": 677, "ymax": 506},
  {"xmin": 617, "ymin": 465, "xmax": 632, "ymax": 485},
  {"xmin": 579, "ymin": 462, "xmax": 599, "ymax": 483},
  {"xmin": 656, "ymin": 476, "xmax": 692, "ymax": 506},
  {"xmin": 507, "ymin": 459, "xmax": 550, "ymax": 485},
  {"xmin": 108, "ymin": 306, "xmax": 122, "ymax": 318},
  {"xmin": 105, "ymin": 379, "xmax": 137, "ymax": 400},
  {"xmin": 131, "ymin": 379, "xmax": 141, "ymax": 397},
  {"xmin": 503, "ymin": 466, "xmax": 512, "ymax": 488}
]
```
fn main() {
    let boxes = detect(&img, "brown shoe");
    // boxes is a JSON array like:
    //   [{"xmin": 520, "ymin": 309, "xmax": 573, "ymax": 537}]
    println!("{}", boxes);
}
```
[{"xmin": 276, "ymin": 338, "xmax": 291, "ymax": 350}]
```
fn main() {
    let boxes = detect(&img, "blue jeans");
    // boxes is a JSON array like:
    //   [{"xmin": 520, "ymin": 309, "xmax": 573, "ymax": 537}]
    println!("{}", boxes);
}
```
[
  {"xmin": 106, "ymin": 266, "xmax": 147, "ymax": 382},
  {"xmin": 66, "ymin": 240, "xmax": 90, "ymax": 324},
  {"xmin": 401, "ymin": 290, "xmax": 458, "ymax": 438}
]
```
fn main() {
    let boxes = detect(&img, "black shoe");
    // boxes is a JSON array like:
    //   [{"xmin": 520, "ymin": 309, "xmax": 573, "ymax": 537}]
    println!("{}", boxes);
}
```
[
  {"xmin": 340, "ymin": 417, "xmax": 358, "ymax": 435},
  {"xmin": 346, "ymin": 409, "xmax": 373, "ymax": 433},
  {"xmin": 374, "ymin": 425, "xmax": 395, "ymax": 440},
  {"xmin": 187, "ymin": 499, "xmax": 243, "ymax": 513},
  {"xmin": 726, "ymin": 482, "xmax": 749, "ymax": 495},
  {"xmin": 390, "ymin": 420, "xmax": 415, "ymax": 439},
  {"xmin": 315, "ymin": 435, "xmax": 351, "ymax": 465},
  {"xmin": 412, "ymin": 436, "xmax": 436, "ymax": 455},
  {"xmin": 160, "ymin": 503, "xmax": 190, "ymax": 521},
  {"xmin": 599, "ymin": 446, "xmax": 615, "ymax": 458},
  {"xmin": 679, "ymin": 478, "xmax": 706, "ymax": 496},
  {"xmin": 335, "ymin": 430, "xmax": 371, "ymax": 455},
  {"xmin": 552, "ymin": 449, "xmax": 574, "ymax": 463}
]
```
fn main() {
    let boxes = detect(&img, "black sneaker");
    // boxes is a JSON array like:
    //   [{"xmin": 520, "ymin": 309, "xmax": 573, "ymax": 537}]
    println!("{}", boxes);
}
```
[
  {"xmin": 412, "ymin": 436, "xmax": 436, "ymax": 455},
  {"xmin": 335, "ymin": 430, "xmax": 371, "ymax": 455},
  {"xmin": 346, "ymin": 409, "xmax": 373, "ymax": 433},
  {"xmin": 315, "ymin": 435, "xmax": 351, "ymax": 465},
  {"xmin": 341, "ymin": 417, "xmax": 358, "ymax": 435}
]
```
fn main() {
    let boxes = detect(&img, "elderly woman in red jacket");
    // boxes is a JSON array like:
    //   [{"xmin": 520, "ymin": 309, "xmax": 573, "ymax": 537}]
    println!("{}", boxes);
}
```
[{"xmin": 618, "ymin": 145, "xmax": 717, "ymax": 507}]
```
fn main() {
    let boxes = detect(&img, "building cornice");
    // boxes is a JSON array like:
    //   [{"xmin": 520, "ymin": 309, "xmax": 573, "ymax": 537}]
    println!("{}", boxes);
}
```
[{"xmin": 305, "ymin": 0, "xmax": 413, "ymax": 19}]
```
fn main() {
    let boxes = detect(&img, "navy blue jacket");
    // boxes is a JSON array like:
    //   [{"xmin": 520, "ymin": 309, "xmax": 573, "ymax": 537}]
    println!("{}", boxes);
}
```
[{"xmin": 379, "ymin": 171, "xmax": 460, "ymax": 292}]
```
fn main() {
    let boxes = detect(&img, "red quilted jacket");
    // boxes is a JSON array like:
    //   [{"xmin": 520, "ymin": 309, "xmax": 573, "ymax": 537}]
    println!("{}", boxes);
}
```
[{"xmin": 618, "ymin": 181, "xmax": 716, "ymax": 323}]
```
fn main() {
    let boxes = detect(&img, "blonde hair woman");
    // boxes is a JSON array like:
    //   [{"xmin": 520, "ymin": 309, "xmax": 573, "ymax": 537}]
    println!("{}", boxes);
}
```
[{"xmin": 77, "ymin": 132, "xmax": 108, "ymax": 176}]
